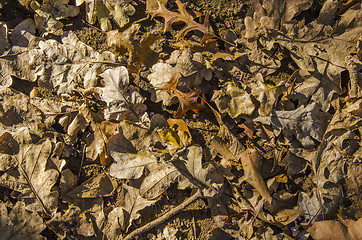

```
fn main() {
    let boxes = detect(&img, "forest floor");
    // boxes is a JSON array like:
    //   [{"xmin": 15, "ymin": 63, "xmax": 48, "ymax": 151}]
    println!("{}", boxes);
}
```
[{"xmin": 0, "ymin": 0, "xmax": 361, "ymax": 239}]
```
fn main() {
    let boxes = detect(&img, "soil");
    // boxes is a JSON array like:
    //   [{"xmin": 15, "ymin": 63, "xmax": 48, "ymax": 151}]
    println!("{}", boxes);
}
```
[{"xmin": 0, "ymin": 0, "xmax": 318, "ymax": 239}]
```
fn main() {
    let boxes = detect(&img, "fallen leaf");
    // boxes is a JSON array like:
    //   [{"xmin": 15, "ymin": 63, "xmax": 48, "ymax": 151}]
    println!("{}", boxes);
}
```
[
  {"xmin": 159, "ymin": 72, "xmax": 204, "ymax": 118},
  {"xmin": 256, "ymin": 102, "xmax": 331, "ymax": 148},
  {"xmin": 240, "ymin": 148, "xmax": 273, "ymax": 204},
  {"xmin": 0, "ymin": 21, "xmax": 8, "ymax": 55},
  {"xmin": 99, "ymin": 66, "xmax": 147, "ymax": 121},
  {"xmin": 76, "ymin": 0, "xmax": 135, "ymax": 31},
  {"xmin": 105, "ymin": 185, "xmax": 156, "ymax": 236},
  {"xmin": 0, "ymin": 201, "xmax": 45, "ymax": 240},
  {"xmin": 158, "ymin": 118, "xmax": 192, "ymax": 155},
  {"xmin": 0, "ymin": 31, "xmax": 118, "ymax": 95},
  {"xmin": 175, "ymin": 145, "xmax": 224, "ymax": 197},
  {"xmin": 251, "ymin": 73, "xmax": 284, "ymax": 116},
  {"xmin": 107, "ymin": 24, "xmax": 160, "ymax": 73},
  {"xmin": 65, "ymin": 173, "xmax": 116, "ymax": 198},
  {"xmin": 308, "ymin": 218, "xmax": 362, "ymax": 240},
  {"xmin": 148, "ymin": 0, "xmax": 216, "ymax": 45},
  {"xmin": 0, "ymin": 131, "xmax": 59, "ymax": 216},
  {"xmin": 108, "ymin": 131, "xmax": 157, "ymax": 179},
  {"xmin": 31, "ymin": 0, "xmax": 80, "ymax": 36},
  {"xmin": 212, "ymin": 82, "xmax": 255, "ymax": 118},
  {"xmin": 140, "ymin": 163, "xmax": 181, "ymax": 199},
  {"xmin": 46, "ymin": 205, "xmax": 96, "ymax": 239}
]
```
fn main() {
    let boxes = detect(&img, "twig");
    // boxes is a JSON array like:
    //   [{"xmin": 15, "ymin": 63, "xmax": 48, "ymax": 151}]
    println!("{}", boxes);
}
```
[
  {"xmin": 336, "ymin": 0, "xmax": 361, "ymax": 16},
  {"xmin": 123, "ymin": 189, "xmax": 203, "ymax": 240}
]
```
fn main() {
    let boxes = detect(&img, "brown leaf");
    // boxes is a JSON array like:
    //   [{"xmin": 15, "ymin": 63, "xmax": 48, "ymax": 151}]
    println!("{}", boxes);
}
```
[
  {"xmin": 308, "ymin": 218, "xmax": 362, "ymax": 240},
  {"xmin": 160, "ymin": 72, "xmax": 204, "ymax": 118},
  {"xmin": 106, "ymin": 24, "xmax": 159, "ymax": 73},
  {"xmin": 148, "ymin": 0, "xmax": 216, "ymax": 45},
  {"xmin": 240, "ymin": 149, "xmax": 273, "ymax": 204},
  {"xmin": 0, "ymin": 132, "xmax": 19, "ymax": 155}
]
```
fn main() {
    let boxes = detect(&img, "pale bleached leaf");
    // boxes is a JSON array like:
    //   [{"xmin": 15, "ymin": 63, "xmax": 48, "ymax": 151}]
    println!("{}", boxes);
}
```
[
  {"xmin": 212, "ymin": 82, "xmax": 255, "ymax": 118},
  {"xmin": 140, "ymin": 163, "xmax": 181, "ymax": 199},
  {"xmin": 99, "ymin": 66, "xmax": 147, "ymax": 121}
]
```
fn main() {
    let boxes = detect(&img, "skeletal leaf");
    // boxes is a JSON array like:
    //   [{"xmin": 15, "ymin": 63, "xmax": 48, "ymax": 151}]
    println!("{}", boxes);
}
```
[
  {"xmin": 240, "ymin": 149, "xmax": 273, "ymax": 204},
  {"xmin": 99, "ymin": 66, "xmax": 147, "ymax": 121},
  {"xmin": 148, "ymin": 0, "xmax": 216, "ymax": 45},
  {"xmin": 0, "ymin": 201, "xmax": 45, "ymax": 240}
]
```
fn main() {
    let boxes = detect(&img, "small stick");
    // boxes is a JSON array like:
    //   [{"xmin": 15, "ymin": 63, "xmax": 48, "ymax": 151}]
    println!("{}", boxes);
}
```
[
  {"xmin": 336, "ymin": 0, "xmax": 361, "ymax": 16},
  {"xmin": 123, "ymin": 189, "xmax": 203, "ymax": 240}
]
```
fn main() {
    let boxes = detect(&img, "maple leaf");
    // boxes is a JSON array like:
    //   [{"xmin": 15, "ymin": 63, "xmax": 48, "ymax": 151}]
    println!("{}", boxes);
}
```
[
  {"xmin": 148, "ymin": 0, "xmax": 216, "ymax": 45},
  {"xmin": 160, "ymin": 72, "xmax": 204, "ymax": 118}
]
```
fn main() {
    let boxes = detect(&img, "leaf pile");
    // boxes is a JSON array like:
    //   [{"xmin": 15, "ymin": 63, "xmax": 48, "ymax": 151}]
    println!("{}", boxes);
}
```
[{"xmin": 0, "ymin": 0, "xmax": 361, "ymax": 239}]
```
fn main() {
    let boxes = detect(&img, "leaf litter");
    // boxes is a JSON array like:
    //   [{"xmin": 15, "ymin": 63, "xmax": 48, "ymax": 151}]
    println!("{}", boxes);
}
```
[{"xmin": 0, "ymin": 0, "xmax": 361, "ymax": 239}]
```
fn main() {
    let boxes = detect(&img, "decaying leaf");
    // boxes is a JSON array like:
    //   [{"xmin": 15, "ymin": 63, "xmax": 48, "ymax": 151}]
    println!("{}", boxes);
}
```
[
  {"xmin": 106, "ymin": 24, "xmax": 159, "ymax": 73},
  {"xmin": 212, "ymin": 82, "xmax": 255, "ymax": 118},
  {"xmin": 148, "ymin": 0, "xmax": 216, "ymax": 45},
  {"xmin": 240, "ymin": 148, "xmax": 273, "ymax": 204},
  {"xmin": 31, "ymin": 0, "xmax": 80, "ymax": 36},
  {"xmin": 46, "ymin": 205, "xmax": 96, "ymax": 239},
  {"xmin": 308, "ymin": 218, "xmax": 362, "ymax": 240},
  {"xmin": 175, "ymin": 145, "xmax": 224, "ymax": 197},
  {"xmin": 0, "ymin": 201, "xmax": 46, "ymax": 240},
  {"xmin": 65, "ymin": 173, "xmax": 116, "ymax": 198},
  {"xmin": 256, "ymin": 102, "xmax": 331, "ymax": 148},
  {"xmin": 0, "ymin": 131, "xmax": 59, "ymax": 216},
  {"xmin": 159, "ymin": 72, "xmax": 205, "ymax": 118},
  {"xmin": 105, "ymin": 185, "xmax": 156, "ymax": 236},
  {"xmin": 140, "ymin": 163, "xmax": 181, "ymax": 199},
  {"xmin": 99, "ymin": 66, "xmax": 147, "ymax": 121},
  {"xmin": 76, "ymin": 0, "xmax": 135, "ymax": 31},
  {"xmin": 0, "ymin": 21, "xmax": 8, "ymax": 55},
  {"xmin": 0, "ymin": 31, "xmax": 118, "ymax": 95}
]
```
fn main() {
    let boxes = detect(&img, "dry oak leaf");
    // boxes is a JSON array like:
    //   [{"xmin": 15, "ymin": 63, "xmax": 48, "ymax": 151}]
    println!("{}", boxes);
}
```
[
  {"xmin": 308, "ymin": 218, "xmax": 362, "ymax": 240},
  {"xmin": 106, "ymin": 24, "xmax": 159, "ymax": 74},
  {"xmin": 99, "ymin": 66, "xmax": 147, "ymax": 121},
  {"xmin": 160, "ymin": 72, "xmax": 204, "ymax": 118},
  {"xmin": 148, "ymin": 0, "xmax": 216, "ymax": 45}
]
